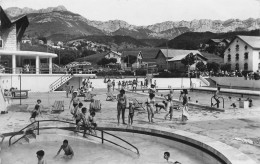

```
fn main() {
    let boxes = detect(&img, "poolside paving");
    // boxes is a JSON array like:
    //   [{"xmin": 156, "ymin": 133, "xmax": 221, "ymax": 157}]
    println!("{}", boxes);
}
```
[{"xmin": 1, "ymin": 88, "xmax": 260, "ymax": 163}]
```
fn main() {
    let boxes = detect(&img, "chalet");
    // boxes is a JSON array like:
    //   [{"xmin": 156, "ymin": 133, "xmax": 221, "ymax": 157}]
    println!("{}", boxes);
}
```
[
  {"xmin": 224, "ymin": 35, "xmax": 260, "ymax": 72},
  {"xmin": 105, "ymin": 51, "xmax": 122, "ymax": 64},
  {"xmin": 155, "ymin": 49, "xmax": 207, "ymax": 72},
  {"xmin": 206, "ymin": 39, "xmax": 230, "ymax": 47}
]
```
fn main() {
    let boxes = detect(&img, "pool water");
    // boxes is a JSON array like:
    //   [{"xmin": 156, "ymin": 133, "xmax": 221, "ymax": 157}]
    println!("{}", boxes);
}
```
[{"xmin": 0, "ymin": 131, "xmax": 208, "ymax": 164}]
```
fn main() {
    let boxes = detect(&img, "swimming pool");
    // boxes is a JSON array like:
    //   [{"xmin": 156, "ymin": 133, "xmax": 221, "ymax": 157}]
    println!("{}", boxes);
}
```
[{"xmin": 1, "ymin": 131, "xmax": 207, "ymax": 164}]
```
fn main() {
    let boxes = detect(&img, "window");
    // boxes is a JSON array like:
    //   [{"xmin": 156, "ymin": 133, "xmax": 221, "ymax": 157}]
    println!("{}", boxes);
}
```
[
  {"xmin": 244, "ymin": 63, "xmax": 248, "ymax": 70},
  {"xmin": 235, "ymin": 63, "xmax": 239, "ymax": 70},
  {"xmin": 244, "ymin": 45, "xmax": 248, "ymax": 50},
  {"xmin": 244, "ymin": 52, "xmax": 248, "ymax": 59},
  {"xmin": 0, "ymin": 39, "xmax": 2, "ymax": 48},
  {"xmin": 236, "ymin": 45, "xmax": 239, "ymax": 51},
  {"xmin": 235, "ymin": 53, "xmax": 239, "ymax": 61},
  {"xmin": 228, "ymin": 54, "xmax": 231, "ymax": 61}
]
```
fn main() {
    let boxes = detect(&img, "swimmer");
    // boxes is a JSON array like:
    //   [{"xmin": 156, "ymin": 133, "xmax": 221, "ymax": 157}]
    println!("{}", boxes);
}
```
[
  {"xmin": 164, "ymin": 152, "xmax": 181, "ymax": 164},
  {"xmin": 37, "ymin": 150, "xmax": 47, "ymax": 164},
  {"xmin": 56, "ymin": 140, "xmax": 74, "ymax": 159}
]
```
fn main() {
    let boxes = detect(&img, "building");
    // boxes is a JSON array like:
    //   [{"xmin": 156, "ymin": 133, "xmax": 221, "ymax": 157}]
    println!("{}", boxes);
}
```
[
  {"xmin": 121, "ymin": 51, "xmax": 143, "ymax": 69},
  {"xmin": 206, "ymin": 39, "xmax": 230, "ymax": 48},
  {"xmin": 223, "ymin": 35, "xmax": 260, "ymax": 72},
  {"xmin": 155, "ymin": 49, "xmax": 207, "ymax": 72},
  {"xmin": 0, "ymin": 6, "xmax": 57, "ymax": 74},
  {"xmin": 104, "ymin": 51, "xmax": 122, "ymax": 64}
]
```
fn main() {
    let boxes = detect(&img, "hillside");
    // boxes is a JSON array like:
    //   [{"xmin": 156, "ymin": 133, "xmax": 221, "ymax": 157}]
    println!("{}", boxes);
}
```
[{"xmin": 161, "ymin": 29, "xmax": 260, "ymax": 50}]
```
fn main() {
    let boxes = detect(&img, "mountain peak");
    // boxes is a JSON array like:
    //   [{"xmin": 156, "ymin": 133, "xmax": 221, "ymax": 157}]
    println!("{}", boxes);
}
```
[{"xmin": 5, "ymin": 5, "xmax": 68, "ymax": 17}]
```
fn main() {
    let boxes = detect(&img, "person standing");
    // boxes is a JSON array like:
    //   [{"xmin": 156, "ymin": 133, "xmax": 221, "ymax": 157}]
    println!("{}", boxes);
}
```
[
  {"xmin": 128, "ymin": 101, "xmax": 134, "ymax": 125},
  {"xmin": 64, "ymin": 82, "xmax": 70, "ymax": 98},
  {"xmin": 112, "ymin": 80, "xmax": 115, "ymax": 91},
  {"xmin": 212, "ymin": 87, "xmax": 220, "ymax": 108},
  {"xmin": 132, "ymin": 79, "xmax": 137, "ymax": 92},
  {"xmin": 116, "ymin": 89, "xmax": 127, "ymax": 125},
  {"xmin": 107, "ymin": 79, "xmax": 112, "ymax": 93},
  {"xmin": 69, "ymin": 92, "xmax": 81, "ymax": 111},
  {"xmin": 182, "ymin": 89, "xmax": 189, "ymax": 122},
  {"xmin": 164, "ymin": 90, "xmax": 174, "ymax": 120},
  {"xmin": 146, "ymin": 93, "xmax": 155, "ymax": 123},
  {"xmin": 118, "ymin": 81, "xmax": 121, "ymax": 90}
]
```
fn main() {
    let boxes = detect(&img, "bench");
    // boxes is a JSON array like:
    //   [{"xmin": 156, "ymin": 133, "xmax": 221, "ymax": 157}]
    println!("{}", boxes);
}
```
[{"xmin": 51, "ymin": 100, "xmax": 64, "ymax": 113}]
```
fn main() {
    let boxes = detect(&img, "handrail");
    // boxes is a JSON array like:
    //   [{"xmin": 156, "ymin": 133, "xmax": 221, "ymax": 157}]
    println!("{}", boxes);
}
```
[
  {"xmin": 9, "ymin": 120, "xmax": 139, "ymax": 156},
  {"xmin": 211, "ymin": 96, "xmax": 224, "ymax": 108},
  {"xmin": 49, "ymin": 74, "xmax": 72, "ymax": 91},
  {"xmin": 199, "ymin": 75, "xmax": 210, "ymax": 86}
]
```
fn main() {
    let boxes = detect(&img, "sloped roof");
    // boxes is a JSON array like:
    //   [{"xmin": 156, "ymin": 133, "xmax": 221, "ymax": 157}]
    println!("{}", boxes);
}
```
[
  {"xmin": 210, "ymin": 39, "xmax": 223, "ymax": 43},
  {"xmin": 120, "ymin": 48, "xmax": 160, "ymax": 59},
  {"xmin": 0, "ymin": 6, "xmax": 29, "ymax": 41},
  {"xmin": 237, "ymin": 35, "xmax": 260, "ymax": 49},
  {"xmin": 121, "ymin": 51, "xmax": 141, "ymax": 58},
  {"xmin": 157, "ymin": 49, "xmax": 202, "ymax": 59}
]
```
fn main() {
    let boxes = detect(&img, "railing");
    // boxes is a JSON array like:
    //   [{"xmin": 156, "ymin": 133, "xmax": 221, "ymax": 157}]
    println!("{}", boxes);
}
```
[
  {"xmin": 49, "ymin": 74, "xmax": 73, "ymax": 91},
  {"xmin": 9, "ymin": 120, "xmax": 139, "ymax": 156},
  {"xmin": 211, "ymin": 96, "xmax": 224, "ymax": 108},
  {"xmin": 199, "ymin": 75, "xmax": 210, "ymax": 86}
]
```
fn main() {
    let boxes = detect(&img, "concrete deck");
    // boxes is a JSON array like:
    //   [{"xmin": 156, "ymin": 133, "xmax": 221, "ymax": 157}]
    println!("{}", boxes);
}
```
[{"xmin": 0, "ymin": 88, "xmax": 260, "ymax": 163}]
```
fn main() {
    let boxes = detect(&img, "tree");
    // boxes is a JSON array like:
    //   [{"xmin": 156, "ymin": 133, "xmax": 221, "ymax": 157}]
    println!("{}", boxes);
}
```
[
  {"xmin": 81, "ymin": 49, "xmax": 95, "ymax": 57},
  {"xmin": 97, "ymin": 58, "xmax": 117, "ymax": 66},
  {"xmin": 220, "ymin": 63, "xmax": 231, "ymax": 72},
  {"xmin": 207, "ymin": 62, "xmax": 220, "ymax": 73},
  {"xmin": 196, "ymin": 61, "xmax": 207, "ymax": 72},
  {"xmin": 181, "ymin": 53, "xmax": 196, "ymax": 87},
  {"xmin": 123, "ymin": 55, "xmax": 137, "ymax": 65}
]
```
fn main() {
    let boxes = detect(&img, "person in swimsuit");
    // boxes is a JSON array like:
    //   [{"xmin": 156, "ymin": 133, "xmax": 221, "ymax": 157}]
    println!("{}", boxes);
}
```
[
  {"xmin": 37, "ymin": 150, "xmax": 47, "ymax": 164},
  {"xmin": 88, "ymin": 111, "xmax": 97, "ymax": 135},
  {"xmin": 56, "ymin": 140, "xmax": 74, "ymax": 159},
  {"xmin": 146, "ymin": 93, "xmax": 155, "ymax": 123},
  {"xmin": 164, "ymin": 152, "xmax": 181, "ymax": 164},
  {"xmin": 132, "ymin": 79, "xmax": 137, "ymax": 92},
  {"xmin": 182, "ymin": 89, "xmax": 189, "ymax": 122},
  {"xmin": 164, "ymin": 90, "xmax": 174, "ymax": 120},
  {"xmin": 64, "ymin": 82, "xmax": 70, "ymax": 98},
  {"xmin": 69, "ymin": 92, "xmax": 81, "ymax": 111},
  {"xmin": 128, "ymin": 101, "xmax": 134, "ymax": 125},
  {"xmin": 212, "ymin": 87, "xmax": 221, "ymax": 108},
  {"xmin": 117, "ymin": 89, "xmax": 127, "ymax": 125},
  {"xmin": 77, "ymin": 107, "xmax": 89, "ymax": 138}
]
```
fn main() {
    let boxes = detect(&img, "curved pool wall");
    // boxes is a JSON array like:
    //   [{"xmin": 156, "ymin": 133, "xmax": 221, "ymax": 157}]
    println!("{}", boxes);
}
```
[{"xmin": 0, "ymin": 124, "xmax": 256, "ymax": 164}]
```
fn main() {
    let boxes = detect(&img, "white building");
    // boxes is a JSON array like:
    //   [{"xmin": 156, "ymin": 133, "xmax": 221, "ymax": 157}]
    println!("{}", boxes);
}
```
[
  {"xmin": 105, "ymin": 51, "xmax": 122, "ymax": 64},
  {"xmin": 224, "ymin": 35, "xmax": 260, "ymax": 72}
]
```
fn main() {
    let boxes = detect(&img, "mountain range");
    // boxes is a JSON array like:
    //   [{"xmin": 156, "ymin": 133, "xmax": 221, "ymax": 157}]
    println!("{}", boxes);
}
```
[{"xmin": 5, "ymin": 6, "xmax": 260, "ymax": 41}]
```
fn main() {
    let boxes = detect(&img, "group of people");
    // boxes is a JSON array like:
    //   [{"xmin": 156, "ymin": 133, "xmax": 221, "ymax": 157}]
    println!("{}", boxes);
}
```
[{"xmin": 36, "ymin": 139, "xmax": 74, "ymax": 164}]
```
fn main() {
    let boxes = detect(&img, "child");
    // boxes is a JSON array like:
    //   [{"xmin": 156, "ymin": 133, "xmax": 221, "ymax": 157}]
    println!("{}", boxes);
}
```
[
  {"xmin": 89, "ymin": 99, "xmax": 95, "ymax": 113},
  {"xmin": 36, "ymin": 150, "xmax": 47, "ymax": 164},
  {"xmin": 88, "ymin": 111, "xmax": 97, "ymax": 135},
  {"xmin": 164, "ymin": 152, "xmax": 181, "ymax": 164},
  {"xmin": 155, "ymin": 101, "xmax": 167, "ymax": 113},
  {"xmin": 118, "ymin": 81, "xmax": 121, "ymax": 90},
  {"xmin": 56, "ymin": 140, "xmax": 74, "ymax": 159},
  {"xmin": 128, "ymin": 101, "xmax": 134, "ymax": 125}
]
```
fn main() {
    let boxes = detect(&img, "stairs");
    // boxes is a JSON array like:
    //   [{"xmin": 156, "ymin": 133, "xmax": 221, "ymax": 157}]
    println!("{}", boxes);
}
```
[
  {"xmin": 49, "ymin": 74, "xmax": 73, "ymax": 92},
  {"xmin": 205, "ymin": 78, "xmax": 217, "ymax": 87}
]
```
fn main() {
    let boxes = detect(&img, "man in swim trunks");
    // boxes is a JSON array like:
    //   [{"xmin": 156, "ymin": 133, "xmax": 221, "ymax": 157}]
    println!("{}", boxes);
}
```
[{"xmin": 56, "ymin": 140, "xmax": 74, "ymax": 159}]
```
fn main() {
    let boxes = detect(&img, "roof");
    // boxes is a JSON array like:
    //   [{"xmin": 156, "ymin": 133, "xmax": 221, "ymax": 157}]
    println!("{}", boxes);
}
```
[
  {"xmin": 0, "ymin": 6, "xmax": 29, "ymax": 41},
  {"xmin": 0, "ymin": 50, "xmax": 57, "ymax": 58},
  {"xmin": 121, "ymin": 51, "xmax": 141, "ymax": 58},
  {"xmin": 110, "ymin": 50, "xmax": 122, "ymax": 56},
  {"xmin": 210, "ymin": 39, "xmax": 223, "ymax": 43},
  {"xmin": 237, "ymin": 35, "xmax": 260, "ymax": 49},
  {"xmin": 157, "ymin": 49, "xmax": 202, "ymax": 59},
  {"xmin": 120, "ymin": 48, "xmax": 160, "ymax": 59}
]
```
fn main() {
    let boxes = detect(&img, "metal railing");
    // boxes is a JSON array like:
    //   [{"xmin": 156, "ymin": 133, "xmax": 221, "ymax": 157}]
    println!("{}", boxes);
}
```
[
  {"xmin": 8, "ymin": 120, "xmax": 139, "ymax": 156},
  {"xmin": 49, "ymin": 74, "xmax": 73, "ymax": 91},
  {"xmin": 211, "ymin": 96, "xmax": 224, "ymax": 108}
]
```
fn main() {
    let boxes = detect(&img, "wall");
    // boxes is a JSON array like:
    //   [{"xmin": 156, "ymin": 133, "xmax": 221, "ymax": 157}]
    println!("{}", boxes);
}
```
[
  {"xmin": 211, "ymin": 77, "xmax": 260, "ymax": 89},
  {"xmin": 155, "ymin": 51, "xmax": 167, "ymax": 71},
  {"xmin": 0, "ymin": 74, "xmax": 62, "ymax": 92},
  {"xmin": 1, "ymin": 25, "xmax": 17, "ymax": 51}
]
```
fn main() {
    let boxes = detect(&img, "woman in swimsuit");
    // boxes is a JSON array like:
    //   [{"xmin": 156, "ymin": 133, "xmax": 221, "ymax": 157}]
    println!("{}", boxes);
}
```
[
  {"xmin": 147, "ymin": 93, "xmax": 155, "ymax": 123},
  {"xmin": 88, "ymin": 111, "xmax": 97, "ymax": 135},
  {"xmin": 69, "ymin": 92, "xmax": 81, "ymax": 111},
  {"xmin": 182, "ymin": 89, "xmax": 189, "ymax": 122}
]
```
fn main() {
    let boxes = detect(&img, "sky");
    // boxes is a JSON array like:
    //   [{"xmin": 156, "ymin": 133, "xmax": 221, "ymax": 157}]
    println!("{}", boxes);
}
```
[{"xmin": 0, "ymin": 0, "xmax": 260, "ymax": 26}]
